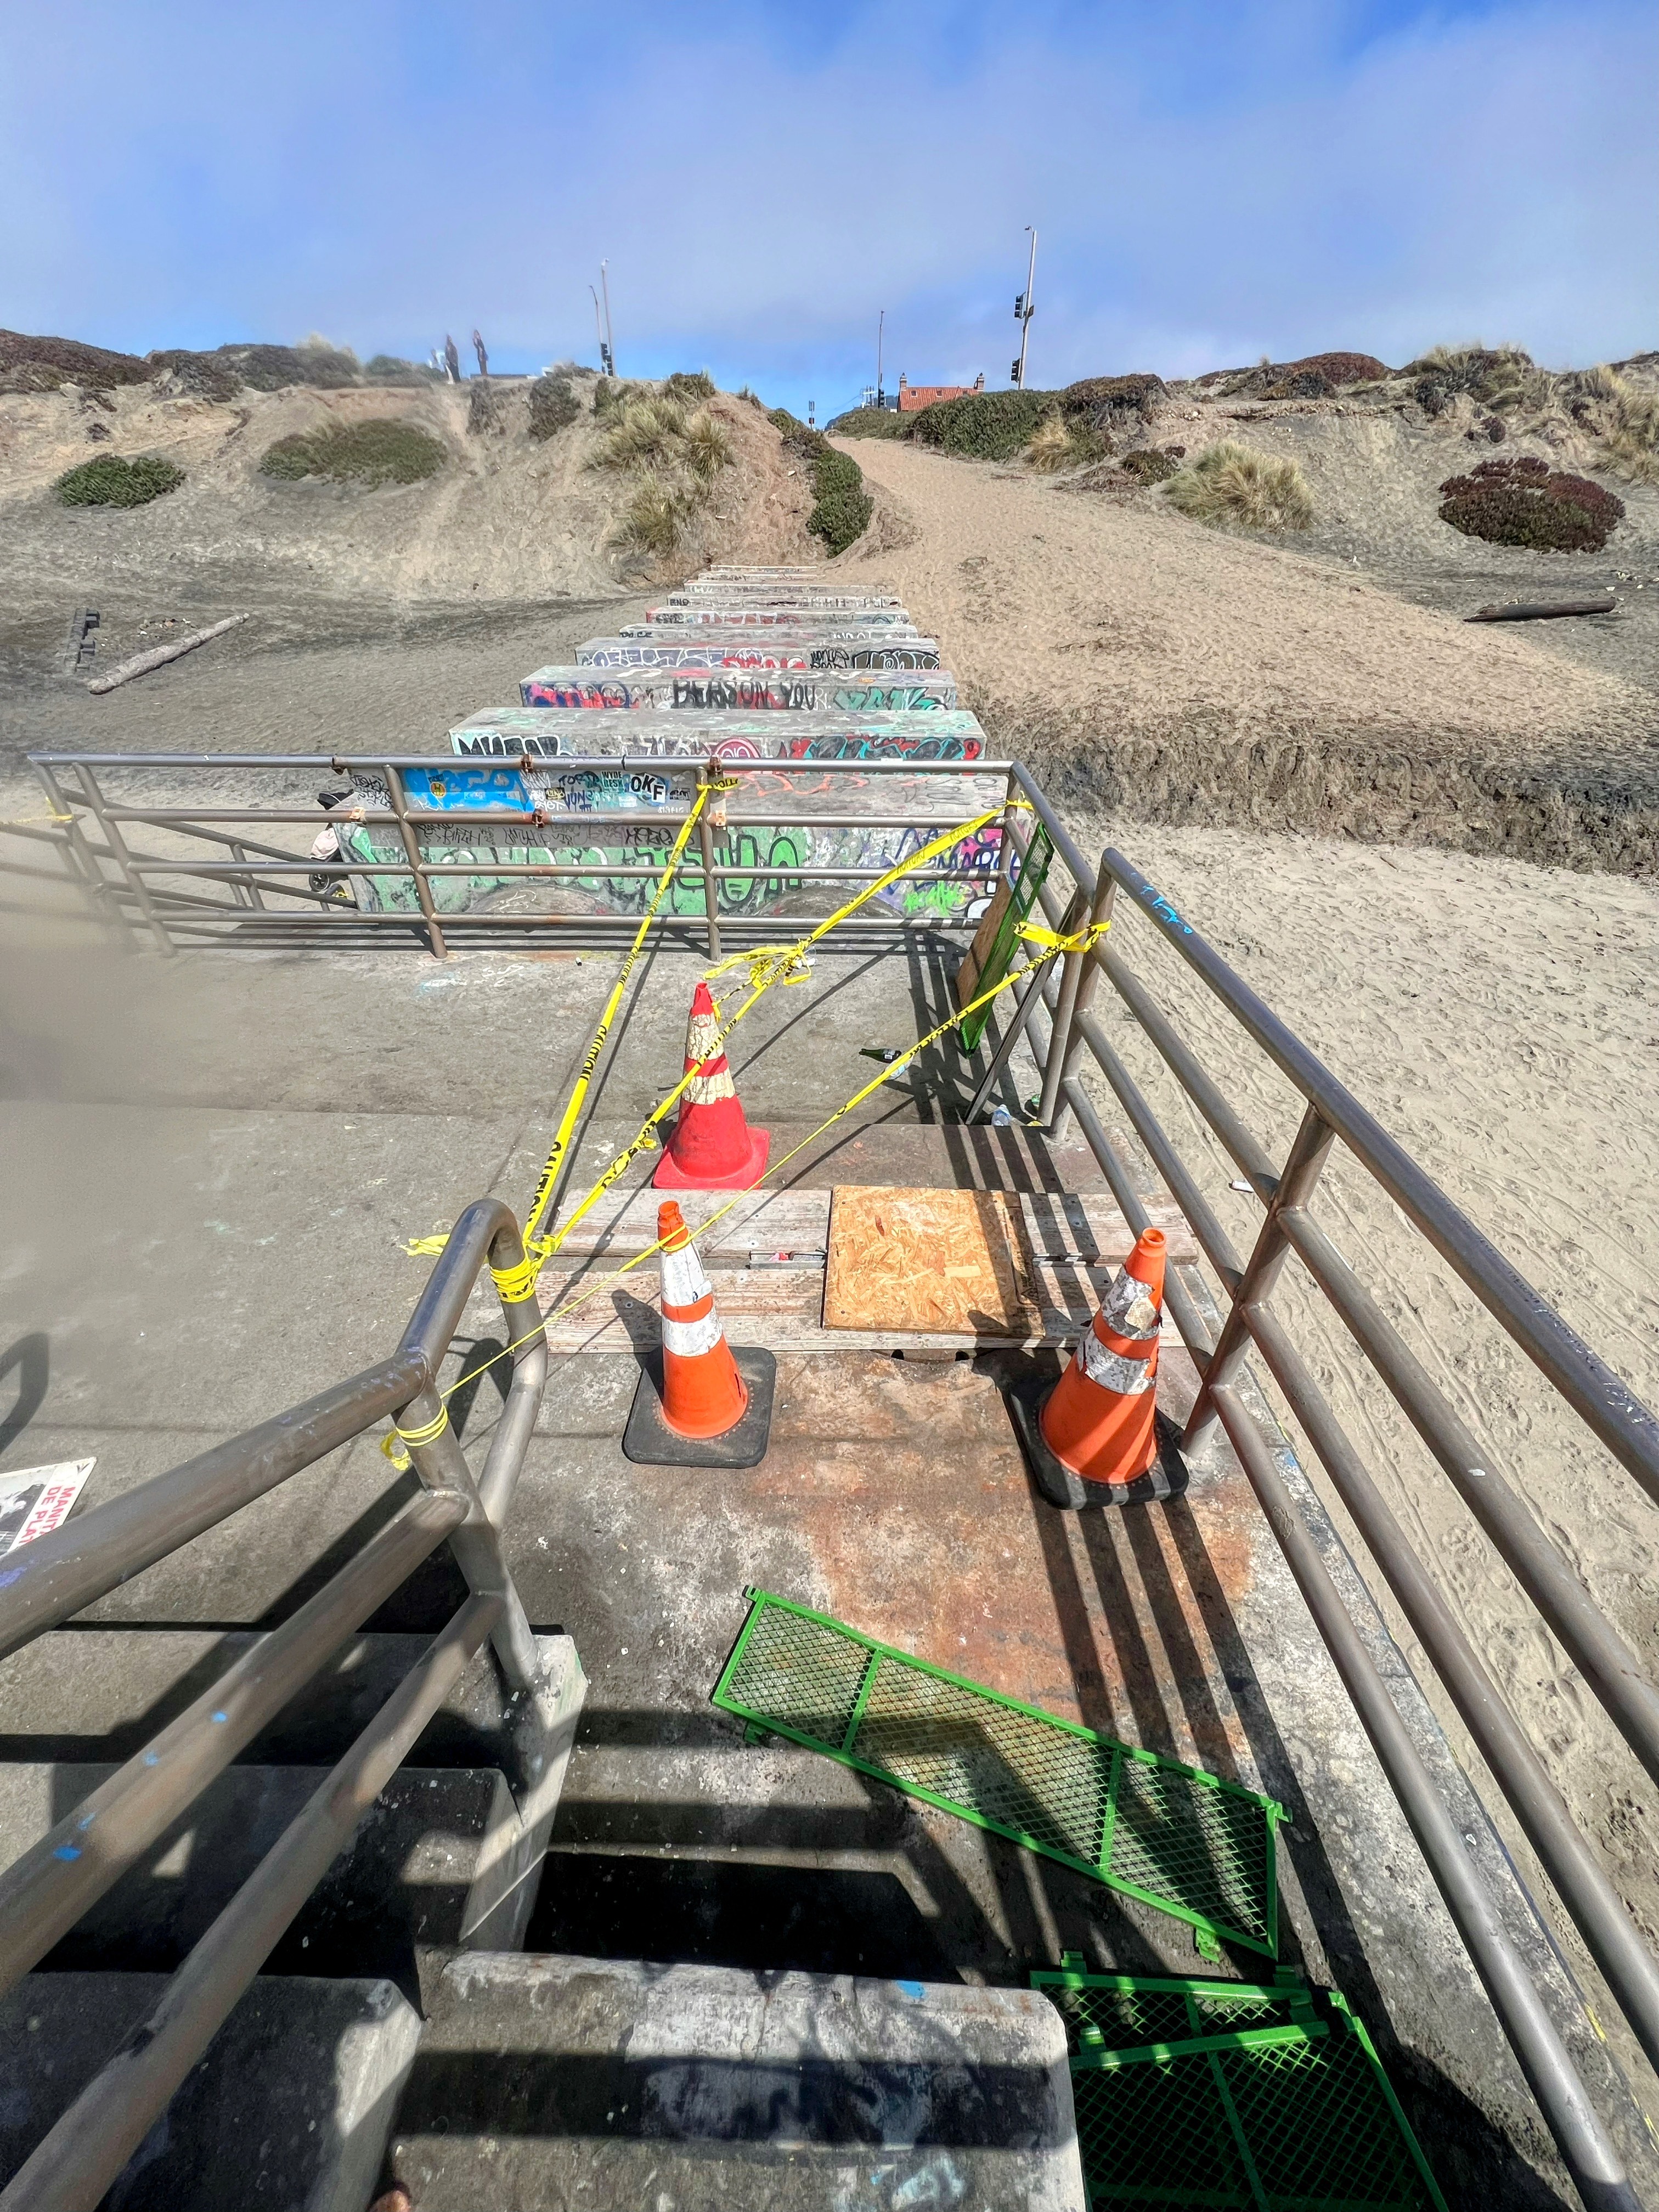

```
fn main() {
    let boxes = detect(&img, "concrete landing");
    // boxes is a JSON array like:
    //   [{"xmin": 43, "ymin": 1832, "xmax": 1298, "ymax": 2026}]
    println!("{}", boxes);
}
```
[
  {"xmin": 385, "ymin": 1950, "xmax": 1084, "ymax": 2212},
  {"xmin": 0, "ymin": 1971, "xmax": 419, "ymax": 2210}
]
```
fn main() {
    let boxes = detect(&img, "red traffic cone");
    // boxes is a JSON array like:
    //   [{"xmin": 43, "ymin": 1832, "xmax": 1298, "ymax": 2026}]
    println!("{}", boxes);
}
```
[
  {"xmin": 653, "ymin": 981, "xmax": 770, "ymax": 1190},
  {"xmin": 1039, "ymin": 1227, "xmax": 1166, "ymax": 1486}
]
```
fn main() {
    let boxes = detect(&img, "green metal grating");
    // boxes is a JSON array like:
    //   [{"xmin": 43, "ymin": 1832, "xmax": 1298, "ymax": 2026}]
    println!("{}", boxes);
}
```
[
  {"xmin": 1031, "ymin": 1971, "xmax": 1448, "ymax": 2212},
  {"xmin": 957, "ymin": 822, "xmax": 1054, "ymax": 1053},
  {"xmin": 1031, "ymin": 1968, "xmax": 1316, "ymax": 2059},
  {"xmin": 713, "ymin": 1590, "xmax": 1283, "ymax": 1955}
]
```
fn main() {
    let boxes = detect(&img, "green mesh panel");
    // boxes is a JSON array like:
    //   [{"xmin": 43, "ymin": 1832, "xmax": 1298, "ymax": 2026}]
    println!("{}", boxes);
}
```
[
  {"xmin": 1040, "ymin": 1974, "xmax": 1448, "ymax": 2212},
  {"xmin": 713, "ymin": 1591, "xmax": 1282, "ymax": 1954},
  {"xmin": 1031, "ymin": 1971, "xmax": 1312, "ymax": 2057},
  {"xmin": 957, "ymin": 824, "xmax": 1054, "ymax": 1053}
]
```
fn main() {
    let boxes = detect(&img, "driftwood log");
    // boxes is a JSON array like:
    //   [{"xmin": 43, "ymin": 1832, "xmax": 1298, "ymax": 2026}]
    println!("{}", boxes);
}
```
[
  {"xmin": 1466, "ymin": 598, "xmax": 1617, "ymax": 623},
  {"xmin": 86, "ymin": 613, "xmax": 247, "ymax": 695}
]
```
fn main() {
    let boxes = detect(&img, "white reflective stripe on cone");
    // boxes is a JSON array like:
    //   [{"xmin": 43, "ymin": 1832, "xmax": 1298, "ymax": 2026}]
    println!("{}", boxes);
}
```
[
  {"xmin": 1097, "ymin": 1269, "xmax": 1161, "ymax": 1340},
  {"xmin": 662, "ymin": 1242, "xmax": 712, "ymax": 1305},
  {"xmin": 1077, "ymin": 1329, "xmax": 1156, "ymax": 1395},
  {"xmin": 663, "ymin": 1308, "xmax": 724, "ymax": 1357}
]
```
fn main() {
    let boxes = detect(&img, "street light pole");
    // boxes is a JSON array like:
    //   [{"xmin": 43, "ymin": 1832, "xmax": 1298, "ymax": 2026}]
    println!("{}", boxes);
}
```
[
  {"xmin": 1012, "ymin": 227, "xmax": 1037, "ymax": 388},
  {"xmin": 877, "ymin": 308, "xmax": 885, "ymax": 409},
  {"xmin": 600, "ymin": 260, "xmax": 617, "ymax": 378}
]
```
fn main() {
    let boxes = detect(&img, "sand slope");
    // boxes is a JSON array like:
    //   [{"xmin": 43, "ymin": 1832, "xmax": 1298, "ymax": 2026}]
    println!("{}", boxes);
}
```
[
  {"xmin": 841, "ymin": 435, "xmax": 1659, "ymax": 873},
  {"xmin": 0, "ymin": 377, "xmax": 821, "ymax": 608}
]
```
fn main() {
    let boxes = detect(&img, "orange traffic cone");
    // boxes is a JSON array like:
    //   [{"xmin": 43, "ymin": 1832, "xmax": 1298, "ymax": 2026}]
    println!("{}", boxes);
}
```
[
  {"xmin": 622, "ymin": 1202, "xmax": 778, "ymax": 1468},
  {"xmin": 653, "ymin": 981, "xmax": 770, "ymax": 1190},
  {"xmin": 1040, "ymin": 1227, "xmax": 1166, "ymax": 1483},
  {"xmin": 656, "ymin": 1203, "xmax": 749, "ymax": 1438}
]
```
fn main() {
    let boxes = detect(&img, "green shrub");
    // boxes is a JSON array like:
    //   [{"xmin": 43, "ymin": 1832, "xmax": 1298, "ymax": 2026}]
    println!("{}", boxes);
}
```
[
  {"xmin": 1437, "ymin": 456, "xmax": 1623, "ymax": 550},
  {"xmin": 593, "ymin": 396, "xmax": 690, "ymax": 470},
  {"xmin": 0, "ymin": 329, "xmax": 150, "ymax": 393},
  {"xmin": 824, "ymin": 407, "xmax": 907, "ymax": 438},
  {"xmin": 904, "ymin": 388, "xmax": 1055, "ymax": 460},
  {"xmin": 258, "ymin": 419, "xmax": 446, "ymax": 486},
  {"xmin": 215, "ymin": 342, "xmax": 360, "ymax": 392},
  {"xmin": 146, "ymin": 349, "xmax": 244, "ymax": 402},
  {"xmin": 808, "ymin": 444, "xmax": 873, "ymax": 554},
  {"xmin": 1060, "ymin": 374, "xmax": 1166, "ymax": 430},
  {"xmin": 593, "ymin": 377, "xmax": 650, "ymax": 419},
  {"xmin": 364, "ymin": 354, "xmax": 437, "ymax": 384},
  {"xmin": 665, "ymin": 370, "xmax": 716, "ymax": 402},
  {"xmin": 55, "ymin": 453, "xmax": 185, "ymax": 507},
  {"xmin": 1164, "ymin": 441, "xmax": 1312, "ymax": 530},
  {"xmin": 612, "ymin": 472, "xmax": 686, "ymax": 556},
  {"xmin": 467, "ymin": 381, "xmax": 504, "ymax": 436},
  {"xmin": 1025, "ymin": 413, "xmax": 1110, "ymax": 473},
  {"xmin": 765, "ymin": 409, "xmax": 872, "ymax": 551},
  {"xmin": 1406, "ymin": 344, "xmax": 1546, "ymax": 420},
  {"xmin": 681, "ymin": 410, "xmax": 732, "ymax": 484},
  {"xmin": 1121, "ymin": 447, "xmax": 1181, "ymax": 484},
  {"xmin": 528, "ymin": 375, "xmax": 582, "ymax": 440}
]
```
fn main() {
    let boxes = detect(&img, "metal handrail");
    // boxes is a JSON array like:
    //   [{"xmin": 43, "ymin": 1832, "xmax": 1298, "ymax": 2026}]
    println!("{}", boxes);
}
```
[
  {"xmin": 0, "ymin": 1200, "xmax": 548, "ymax": 2211},
  {"xmin": 1010, "ymin": 811, "xmax": 1657, "ymax": 2211},
  {"xmin": 12, "ymin": 750, "xmax": 1021, "ymax": 961}
]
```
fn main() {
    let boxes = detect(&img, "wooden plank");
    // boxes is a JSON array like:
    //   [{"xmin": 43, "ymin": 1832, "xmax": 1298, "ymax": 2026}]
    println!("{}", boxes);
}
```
[
  {"xmin": 532, "ymin": 1255, "xmax": 1181, "ymax": 1355},
  {"xmin": 546, "ymin": 1181, "xmax": 1196, "ymax": 1265},
  {"xmin": 955, "ymin": 878, "xmax": 1011, "ymax": 1007},
  {"xmin": 823, "ymin": 1187, "xmax": 1042, "ymax": 1337}
]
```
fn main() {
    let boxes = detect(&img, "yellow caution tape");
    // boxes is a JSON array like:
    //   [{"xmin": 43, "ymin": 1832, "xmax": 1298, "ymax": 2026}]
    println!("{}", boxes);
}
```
[
  {"xmin": 489, "ymin": 1256, "xmax": 541, "ymax": 1304},
  {"xmin": 403, "ymin": 779, "xmax": 721, "ymax": 1263},
  {"xmin": 393, "ymin": 906, "xmax": 1088, "ymax": 1431},
  {"xmin": 380, "ymin": 1400, "xmax": 452, "ymax": 1468}
]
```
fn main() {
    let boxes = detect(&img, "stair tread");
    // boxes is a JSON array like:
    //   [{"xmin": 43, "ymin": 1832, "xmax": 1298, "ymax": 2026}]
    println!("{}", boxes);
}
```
[{"xmin": 385, "ymin": 1950, "xmax": 1086, "ymax": 2211}]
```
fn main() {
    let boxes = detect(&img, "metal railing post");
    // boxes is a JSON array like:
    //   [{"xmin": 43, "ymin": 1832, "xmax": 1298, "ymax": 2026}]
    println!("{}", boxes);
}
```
[
  {"xmin": 382, "ymin": 761, "xmax": 447, "ymax": 959},
  {"xmin": 696, "ymin": 757, "xmax": 722, "ymax": 960},
  {"xmin": 72, "ymin": 763, "xmax": 173, "ymax": 955},
  {"xmin": 398, "ymin": 1381, "xmax": 541, "ymax": 1691},
  {"xmin": 1208, "ymin": 1380, "xmax": 1639, "ymax": 2212},
  {"xmin": 29, "ymin": 764, "xmax": 126, "ymax": 943},
  {"xmin": 1182, "ymin": 1101, "xmax": 1335, "ymax": 1455},
  {"xmin": 1043, "ymin": 868, "xmax": 1116, "ymax": 1141},
  {"xmin": 0, "ymin": 1596, "xmax": 500, "ymax": 2212}
]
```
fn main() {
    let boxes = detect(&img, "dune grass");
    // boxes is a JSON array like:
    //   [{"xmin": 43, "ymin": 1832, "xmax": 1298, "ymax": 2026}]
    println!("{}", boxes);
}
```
[{"xmin": 1164, "ymin": 441, "xmax": 1312, "ymax": 531}]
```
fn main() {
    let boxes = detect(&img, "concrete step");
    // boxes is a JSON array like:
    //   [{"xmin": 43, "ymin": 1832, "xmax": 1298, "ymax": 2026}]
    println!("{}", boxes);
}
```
[
  {"xmin": 385, "ymin": 1950, "xmax": 1085, "ymax": 2211},
  {"xmin": 0, "ymin": 1970, "xmax": 419, "ymax": 2211},
  {"xmin": 0, "ymin": 1637, "xmax": 585, "ymax": 1980},
  {"xmin": 0, "ymin": 1627, "xmax": 557, "ymax": 1771}
]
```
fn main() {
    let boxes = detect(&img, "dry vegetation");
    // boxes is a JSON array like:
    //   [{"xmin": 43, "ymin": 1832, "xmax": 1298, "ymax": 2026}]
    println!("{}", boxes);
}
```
[{"xmin": 1164, "ymin": 441, "xmax": 1314, "ymax": 531}]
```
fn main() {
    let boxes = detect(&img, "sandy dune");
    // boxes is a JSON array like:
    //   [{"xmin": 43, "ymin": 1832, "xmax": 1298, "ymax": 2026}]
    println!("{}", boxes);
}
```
[{"xmin": 841, "ymin": 436, "xmax": 1659, "ymax": 872}]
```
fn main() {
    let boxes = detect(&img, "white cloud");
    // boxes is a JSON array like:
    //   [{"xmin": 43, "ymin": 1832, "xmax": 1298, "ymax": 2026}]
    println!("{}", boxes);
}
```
[{"xmin": 0, "ymin": 0, "xmax": 1649, "ymax": 410}]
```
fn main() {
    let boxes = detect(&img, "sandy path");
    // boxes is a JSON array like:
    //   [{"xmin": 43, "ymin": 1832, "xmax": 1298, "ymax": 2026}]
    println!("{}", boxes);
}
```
[
  {"xmin": 1048, "ymin": 819, "xmax": 1659, "ymax": 2002},
  {"xmin": 840, "ymin": 438, "xmax": 1659, "ymax": 871}
]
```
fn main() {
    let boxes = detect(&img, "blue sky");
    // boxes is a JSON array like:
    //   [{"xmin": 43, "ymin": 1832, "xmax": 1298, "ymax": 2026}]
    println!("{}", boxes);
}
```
[{"xmin": 2, "ymin": 0, "xmax": 1650, "ymax": 416}]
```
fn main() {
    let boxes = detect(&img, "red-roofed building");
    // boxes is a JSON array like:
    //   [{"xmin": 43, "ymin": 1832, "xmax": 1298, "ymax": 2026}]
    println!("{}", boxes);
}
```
[{"xmin": 897, "ymin": 372, "xmax": 985, "ymax": 413}]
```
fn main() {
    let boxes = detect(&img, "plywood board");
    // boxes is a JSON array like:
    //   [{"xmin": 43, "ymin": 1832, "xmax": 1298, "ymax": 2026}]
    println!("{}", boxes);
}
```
[{"xmin": 822, "ymin": 1187, "xmax": 1043, "ymax": 1337}]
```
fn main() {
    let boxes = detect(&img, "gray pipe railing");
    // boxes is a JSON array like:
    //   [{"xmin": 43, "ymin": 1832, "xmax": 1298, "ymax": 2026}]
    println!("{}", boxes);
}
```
[
  {"xmin": 0, "ymin": 1203, "xmax": 548, "ymax": 2212},
  {"xmin": 13, "ymin": 751, "xmax": 1022, "ymax": 960},
  {"xmin": 990, "ymin": 808, "xmax": 1657, "ymax": 2209}
]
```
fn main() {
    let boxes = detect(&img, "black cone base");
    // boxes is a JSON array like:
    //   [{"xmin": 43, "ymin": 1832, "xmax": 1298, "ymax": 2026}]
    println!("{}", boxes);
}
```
[
  {"xmin": 622, "ymin": 1346, "xmax": 777, "ymax": 1468},
  {"xmin": 1005, "ymin": 1371, "xmax": 1189, "ymax": 1511}
]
